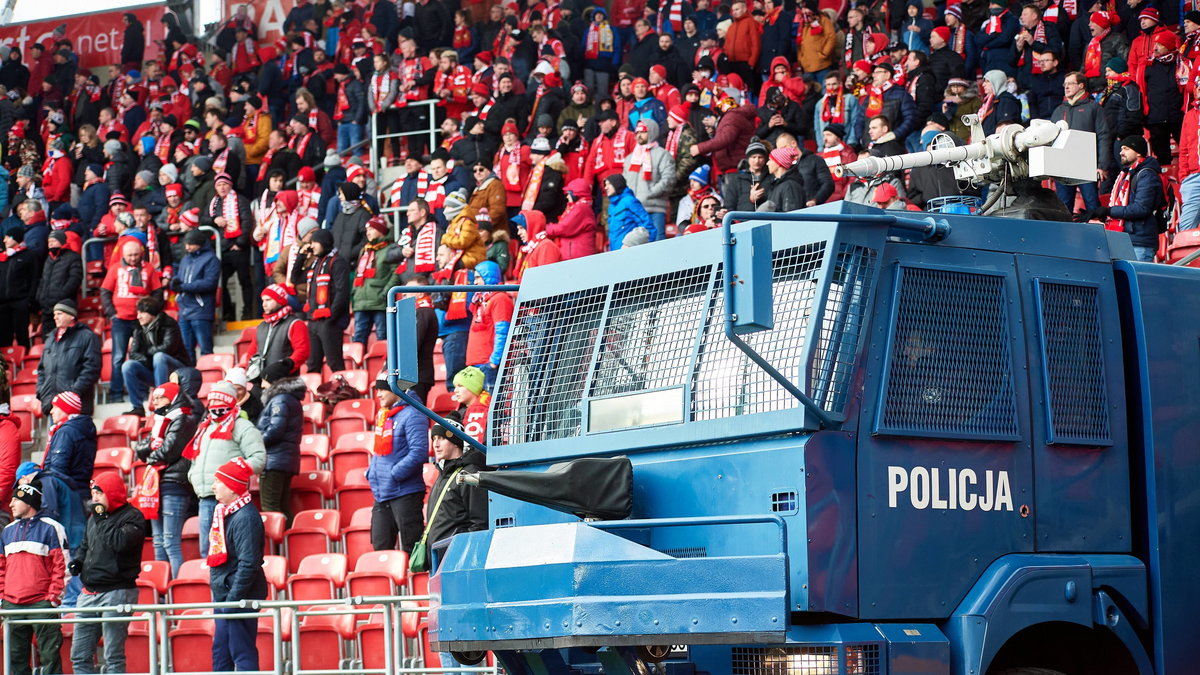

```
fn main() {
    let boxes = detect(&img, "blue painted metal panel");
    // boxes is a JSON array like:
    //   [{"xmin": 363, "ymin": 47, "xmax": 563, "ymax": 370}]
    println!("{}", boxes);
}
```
[
  {"xmin": 1016, "ymin": 257, "xmax": 1131, "ymax": 553},
  {"xmin": 1113, "ymin": 261, "xmax": 1200, "ymax": 675},
  {"xmin": 731, "ymin": 221, "xmax": 775, "ymax": 334},
  {"xmin": 802, "ymin": 431, "xmax": 859, "ymax": 616},
  {"xmin": 876, "ymin": 624, "xmax": 951, "ymax": 675},
  {"xmin": 857, "ymin": 246, "xmax": 1035, "ymax": 620}
]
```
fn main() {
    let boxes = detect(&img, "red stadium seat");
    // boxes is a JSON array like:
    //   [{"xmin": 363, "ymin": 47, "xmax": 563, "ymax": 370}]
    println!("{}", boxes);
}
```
[
  {"xmin": 358, "ymin": 605, "xmax": 390, "ymax": 669},
  {"xmin": 283, "ymin": 509, "xmax": 340, "ymax": 573},
  {"xmin": 299, "ymin": 434, "xmax": 331, "ymax": 471},
  {"xmin": 365, "ymin": 340, "xmax": 388, "ymax": 378},
  {"xmin": 12, "ymin": 368, "xmax": 37, "ymax": 398},
  {"xmin": 301, "ymin": 402, "xmax": 329, "ymax": 434},
  {"xmin": 256, "ymin": 609, "xmax": 293, "ymax": 670},
  {"xmin": 422, "ymin": 462, "xmax": 439, "ymax": 489},
  {"xmin": 342, "ymin": 507, "xmax": 374, "ymax": 569},
  {"xmin": 335, "ymin": 431, "xmax": 373, "ymax": 453},
  {"xmin": 296, "ymin": 612, "xmax": 355, "ymax": 672},
  {"xmin": 347, "ymin": 550, "xmax": 409, "ymax": 598},
  {"xmin": 168, "ymin": 609, "xmax": 215, "ymax": 672},
  {"xmin": 181, "ymin": 516, "xmax": 201, "ymax": 561},
  {"xmin": 167, "ymin": 560, "xmax": 211, "ymax": 605},
  {"xmin": 343, "ymin": 342, "xmax": 365, "ymax": 367},
  {"xmin": 234, "ymin": 326, "xmax": 257, "ymax": 364},
  {"xmin": 98, "ymin": 415, "xmax": 142, "ymax": 449},
  {"xmin": 262, "ymin": 555, "xmax": 289, "ymax": 599},
  {"xmin": 126, "ymin": 612, "xmax": 154, "ymax": 673},
  {"xmin": 287, "ymin": 553, "xmax": 348, "ymax": 605},
  {"xmin": 93, "ymin": 447, "xmax": 134, "ymax": 476},
  {"xmin": 10, "ymin": 394, "xmax": 40, "ymax": 443},
  {"xmin": 1, "ymin": 344, "xmax": 26, "ymax": 366},
  {"xmin": 261, "ymin": 511, "xmax": 286, "ymax": 556},
  {"xmin": 196, "ymin": 353, "xmax": 235, "ymax": 381},
  {"xmin": 138, "ymin": 560, "xmax": 171, "ymax": 596},
  {"xmin": 329, "ymin": 398, "xmax": 377, "ymax": 439},
  {"xmin": 331, "ymin": 368, "xmax": 370, "ymax": 395},
  {"xmin": 430, "ymin": 389, "xmax": 457, "ymax": 414},
  {"xmin": 335, "ymin": 470, "xmax": 373, "ymax": 527},
  {"xmin": 329, "ymin": 448, "xmax": 370, "ymax": 484},
  {"xmin": 289, "ymin": 470, "xmax": 334, "ymax": 514}
]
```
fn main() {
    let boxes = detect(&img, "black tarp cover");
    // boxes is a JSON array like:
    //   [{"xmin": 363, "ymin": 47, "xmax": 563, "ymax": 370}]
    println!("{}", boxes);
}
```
[{"xmin": 470, "ymin": 456, "xmax": 633, "ymax": 520}]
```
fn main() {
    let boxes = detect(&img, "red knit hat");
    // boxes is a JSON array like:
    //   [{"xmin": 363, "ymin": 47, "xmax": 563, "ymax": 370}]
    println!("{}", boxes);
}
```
[
  {"xmin": 261, "ymin": 284, "xmax": 290, "ymax": 307},
  {"xmin": 631, "ymin": 76, "xmax": 649, "ymax": 89},
  {"xmin": 347, "ymin": 164, "xmax": 367, "ymax": 182},
  {"xmin": 165, "ymin": 183, "xmax": 183, "ymax": 199},
  {"xmin": 175, "ymin": 144, "xmax": 194, "ymax": 158},
  {"xmin": 298, "ymin": 166, "xmax": 316, "ymax": 183},
  {"xmin": 649, "ymin": 64, "xmax": 668, "ymax": 80},
  {"xmin": 52, "ymin": 391, "xmax": 83, "ymax": 416},
  {"xmin": 853, "ymin": 59, "xmax": 873, "ymax": 75},
  {"xmin": 180, "ymin": 207, "xmax": 200, "ymax": 228},
  {"xmin": 668, "ymin": 104, "xmax": 689, "ymax": 125},
  {"xmin": 932, "ymin": 26, "xmax": 951, "ymax": 43},
  {"xmin": 109, "ymin": 193, "xmax": 130, "ymax": 207},
  {"xmin": 1138, "ymin": 6, "xmax": 1159, "ymax": 22},
  {"xmin": 215, "ymin": 457, "xmax": 254, "ymax": 493},
  {"xmin": 366, "ymin": 215, "xmax": 389, "ymax": 236},
  {"xmin": 475, "ymin": 50, "xmax": 493, "ymax": 64},
  {"xmin": 151, "ymin": 382, "xmax": 180, "ymax": 402},
  {"xmin": 873, "ymin": 182, "xmax": 899, "ymax": 204},
  {"xmin": 769, "ymin": 146, "xmax": 799, "ymax": 170},
  {"xmin": 501, "ymin": 119, "xmax": 520, "ymax": 137},
  {"xmin": 1090, "ymin": 11, "xmax": 1112, "ymax": 29},
  {"xmin": 214, "ymin": 172, "xmax": 234, "ymax": 186},
  {"xmin": 1154, "ymin": 30, "xmax": 1178, "ymax": 50}
]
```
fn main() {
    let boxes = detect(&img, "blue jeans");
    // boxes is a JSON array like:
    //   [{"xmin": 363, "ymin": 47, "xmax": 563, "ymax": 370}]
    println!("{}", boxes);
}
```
[
  {"xmin": 353, "ymin": 310, "xmax": 387, "ymax": 345},
  {"xmin": 71, "ymin": 587, "xmax": 139, "ymax": 673},
  {"xmin": 649, "ymin": 212, "xmax": 666, "ymax": 240},
  {"xmin": 179, "ymin": 319, "xmax": 214, "ymax": 359},
  {"xmin": 152, "ymin": 491, "xmax": 191, "ymax": 577},
  {"xmin": 198, "ymin": 496, "xmax": 217, "ymax": 557},
  {"xmin": 338, "ymin": 122, "xmax": 365, "ymax": 154},
  {"xmin": 1054, "ymin": 181, "xmax": 1100, "ymax": 215},
  {"xmin": 1179, "ymin": 173, "xmax": 1200, "ymax": 231},
  {"xmin": 441, "ymin": 331, "xmax": 468, "ymax": 392},
  {"xmin": 213, "ymin": 607, "xmax": 259, "ymax": 672},
  {"xmin": 109, "ymin": 318, "xmax": 138, "ymax": 399},
  {"xmin": 1132, "ymin": 245, "xmax": 1156, "ymax": 262},
  {"xmin": 122, "ymin": 352, "xmax": 186, "ymax": 409}
]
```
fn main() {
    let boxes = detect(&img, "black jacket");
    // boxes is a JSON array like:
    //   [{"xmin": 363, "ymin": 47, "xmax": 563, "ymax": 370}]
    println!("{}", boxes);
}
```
[
  {"xmin": 906, "ymin": 66, "xmax": 941, "ymax": 124},
  {"xmin": 795, "ymin": 151, "xmax": 835, "ymax": 205},
  {"xmin": 426, "ymin": 449, "xmax": 489, "ymax": 547},
  {"xmin": 1143, "ymin": 60, "xmax": 1183, "ymax": 126},
  {"xmin": 74, "ymin": 502, "xmax": 145, "ymax": 592},
  {"xmin": 306, "ymin": 253, "xmax": 351, "ymax": 321},
  {"xmin": 343, "ymin": 79, "xmax": 368, "ymax": 125},
  {"xmin": 759, "ymin": 168, "xmax": 807, "ymax": 213},
  {"xmin": 209, "ymin": 502, "xmax": 269, "ymax": 603},
  {"xmin": 331, "ymin": 205, "xmax": 372, "ymax": 263},
  {"xmin": 1100, "ymin": 81, "xmax": 1144, "ymax": 142},
  {"xmin": 37, "ymin": 248, "xmax": 82, "ymax": 313},
  {"xmin": 0, "ymin": 247, "xmax": 38, "ymax": 306},
  {"xmin": 484, "ymin": 92, "xmax": 530, "ymax": 136},
  {"xmin": 755, "ymin": 100, "xmax": 806, "ymax": 147},
  {"xmin": 928, "ymin": 47, "xmax": 965, "ymax": 97},
  {"xmin": 136, "ymin": 396, "xmax": 201, "ymax": 488},
  {"xmin": 121, "ymin": 19, "xmax": 145, "ymax": 66},
  {"xmin": 256, "ymin": 377, "xmax": 305, "ymax": 475},
  {"xmin": 414, "ymin": 0, "xmax": 451, "ymax": 50},
  {"xmin": 128, "ymin": 313, "xmax": 194, "ymax": 368},
  {"xmin": 722, "ymin": 168, "xmax": 771, "ymax": 212},
  {"xmin": 626, "ymin": 31, "xmax": 660, "ymax": 78},
  {"xmin": 105, "ymin": 148, "xmax": 134, "ymax": 198},
  {"xmin": 36, "ymin": 323, "xmax": 102, "ymax": 415},
  {"xmin": 1109, "ymin": 155, "xmax": 1164, "ymax": 248},
  {"xmin": 200, "ymin": 192, "xmax": 253, "ymax": 253}
]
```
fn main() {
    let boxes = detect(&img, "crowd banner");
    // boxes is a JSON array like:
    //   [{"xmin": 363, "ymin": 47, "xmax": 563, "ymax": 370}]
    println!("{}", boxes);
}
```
[{"xmin": 0, "ymin": 3, "xmax": 167, "ymax": 70}]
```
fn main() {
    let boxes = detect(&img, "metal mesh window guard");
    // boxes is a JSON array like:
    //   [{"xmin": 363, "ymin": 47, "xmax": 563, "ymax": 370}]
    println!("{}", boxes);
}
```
[
  {"xmin": 692, "ymin": 244, "xmax": 827, "ymax": 421},
  {"xmin": 1036, "ymin": 282, "xmax": 1111, "ymax": 445},
  {"xmin": 809, "ymin": 245, "xmax": 879, "ymax": 414},
  {"xmin": 879, "ymin": 267, "xmax": 1019, "ymax": 439}
]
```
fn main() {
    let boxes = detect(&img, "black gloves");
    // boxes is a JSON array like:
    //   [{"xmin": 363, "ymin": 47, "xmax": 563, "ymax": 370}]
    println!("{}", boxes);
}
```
[{"xmin": 68, "ymin": 559, "xmax": 82, "ymax": 576}]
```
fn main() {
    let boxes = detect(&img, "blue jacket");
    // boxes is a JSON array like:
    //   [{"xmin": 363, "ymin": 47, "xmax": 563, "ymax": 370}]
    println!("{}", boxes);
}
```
[
  {"xmin": 627, "ymin": 97, "xmax": 667, "ymax": 138},
  {"xmin": 209, "ymin": 502, "xmax": 269, "ymax": 603},
  {"xmin": 366, "ymin": 405, "xmax": 429, "ymax": 502},
  {"xmin": 976, "ymin": 11, "xmax": 1020, "ymax": 76},
  {"xmin": 42, "ymin": 414, "xmax": 97, "ymax": 494},
  {"xmin": 175, "ymin": 244, "xmax": 220, "ymax": 322},
  {"xmin": 583, "ymin": 12, "xmax": 622, "ymax": 71},
  {"xmin": 255, "ymin": 378, "xmax": 305, "ymax": 475},
  {"xmin": 1108, "ymin": 156, "xmax": 1163, "ymax": 248},
  {"xmin": 318, "ymin": 167, "xmax": 347, "ymax": 227},
  {"xmin": 607, "ymin": 188, "xmax": 656, "ymax": 251},
  {"xmin": 77, "ymin": 181, "xmax": 111, "ymax": 233}
]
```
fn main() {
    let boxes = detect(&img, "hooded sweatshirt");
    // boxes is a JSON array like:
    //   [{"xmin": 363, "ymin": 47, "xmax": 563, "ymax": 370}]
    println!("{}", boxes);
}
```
[
  {"xmin": 75, "ymin": 471, "xmax": 145, "ymax": 592},
  {"xmin": 514, "ymin": 210, "xmax": 563, "ymax": 282},
  {"xmin": 465, "ymin": 260, "xmax": 513, "ymax": 368}
]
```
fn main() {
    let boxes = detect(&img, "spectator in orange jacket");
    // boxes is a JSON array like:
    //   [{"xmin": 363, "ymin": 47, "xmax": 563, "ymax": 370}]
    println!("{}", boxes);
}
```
[{"xmin": 723, "ymin": 0, "xmax": 761, "ymax": 91}]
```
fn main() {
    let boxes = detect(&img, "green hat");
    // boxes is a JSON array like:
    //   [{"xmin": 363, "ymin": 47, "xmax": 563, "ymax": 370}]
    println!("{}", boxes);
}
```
[{"xmin": 453, "ymin": 367, "xmax": 486, "ymax": 396}]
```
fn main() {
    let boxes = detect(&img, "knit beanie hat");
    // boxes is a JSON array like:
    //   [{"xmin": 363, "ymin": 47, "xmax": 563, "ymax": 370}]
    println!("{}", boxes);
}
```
[
  {"xmin": 453, "ymin": 366, "xmax": 486, "ymax": 396},
  {"xmin": 769, "ymin": 146, "xmax": 799, "ymax": 170},
  {"xmin": 215, "ymin": 456, "xmax": 254, "ymax": 493},
  {"xmin": 443, "ymin": 189, "xmax": 469, "ymax": 220},
  {"xmin": 261, "ymin": 284, "xmax": 291, "ymax": 306},
  {"xmin": 14, "ymin": 481, "xmax": 42, "ymax": 510},
  {"xmin": 53, "ymin": 299, "xmax": 78, "ymax": 317},
  {"xmin": 52, "ymin": 391, "xmax": 83, "ymax": 416}
]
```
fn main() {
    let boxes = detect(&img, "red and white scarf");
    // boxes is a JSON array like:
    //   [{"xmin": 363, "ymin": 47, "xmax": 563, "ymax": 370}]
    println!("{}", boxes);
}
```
[
  {"xmin": 1020, "ymin": 22, "xmax": 1048, "ymax": 72},
  {"xmin": 207, "ymin": 492, "xmax": 253, "ymax": 567},
  {"xmin": 289, "ymin": 132, "xmax": 313, "ymax": 160},
  {"xmin": 149, "ymin": 404, "xmax": 190, "ymax": 452},
  {"xmin": 354, "ymin": 239, "xmax": 389, "ymax": 287},
  {"xmin": 821, "ymin": 89, "xmax": 846, "ymax": 123},
  {"xmin": 214, "ymin": 192, "xmax": 243, "ymax": 238},
  {"xmin": 182, "ymin": 391, "xmax": 240, "ymax": 460},
  {"xmin": 213, "ymin": 148, "xmax": 230, "ymax": 175},
  {"xmin": 627, "ymin": 142, "xmax": 658, "ymax": 181},
  {"xmin": 0, "ymin": 242, "xmax": 26, "ymax": 263},
  {"xmin": 389, "ymin": 170, "xmax": 430, "ymax": 209},
  {"xmin": 985, "ymin": 9, "xmax": 1010, "ymax": 33},
  {"xmin": 370, "ymin": 70, "xmax": 393, "ymax": 110}
]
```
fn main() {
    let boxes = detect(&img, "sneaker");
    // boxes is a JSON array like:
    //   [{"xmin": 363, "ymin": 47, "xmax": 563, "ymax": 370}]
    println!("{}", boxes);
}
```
[{"xmin": 123, "ymin": 407, "xmax": 145, "ymax": 417}]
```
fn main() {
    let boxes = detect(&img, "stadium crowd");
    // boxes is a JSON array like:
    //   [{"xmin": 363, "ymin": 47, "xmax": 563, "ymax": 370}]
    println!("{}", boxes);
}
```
[{"xmin": 0, "ymin": 0, "xmax": 1197, "ymax": 668}]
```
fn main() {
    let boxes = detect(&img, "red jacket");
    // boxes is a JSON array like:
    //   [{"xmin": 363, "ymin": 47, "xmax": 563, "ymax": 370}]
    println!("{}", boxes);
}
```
[
  {"xmin": 0, "ymin": 514, "xmax": 67, "ymax": 605},
  {"xmin": 41, "ymin": 153, "xmax": 73, "ymax": 203},
  {"xmin": 1180, "ymin": 107, "xmax": 1200, "ymax": 179},
  {"xmin": 466, "ymin": 291, "xmax": 514, "ymax": 367},
  {"xmin": 514, "ymin": 210, "xmax": 563, "ymax": 281},
  {"xmin": 583, "ymin": 128, "xmax": 636, "ymax": 186},
  {"xmin": 100, "ymin": 260, "xmax": 163, "ymax": 321},
  {"xmin": 724, "ymin": 15, "xmax": 762, "ymax": 67},
  {"xmin": 545, "ymin": 198, "xmax": 598, "ymax": 261},
  {"xmin": 694, "ymin": 104, "xmax": 759, "ymax": 175},
  {"xmin": 0, "ymin": 416, "xmax": 19, "ymax": 515}
]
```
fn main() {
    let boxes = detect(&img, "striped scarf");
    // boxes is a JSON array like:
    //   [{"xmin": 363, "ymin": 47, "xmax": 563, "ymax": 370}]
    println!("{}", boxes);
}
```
[
  {"xmin": 207, "ymin": 492, "xmax": 252, "ymax": 567},
  {"xmin": 389, "ymin": 171, "xmax": 429, "ymax": 208}
]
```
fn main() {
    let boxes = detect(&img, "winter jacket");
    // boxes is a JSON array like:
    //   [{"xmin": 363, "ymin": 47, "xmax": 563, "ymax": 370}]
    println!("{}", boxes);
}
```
[
  {"xmin": 1051, "ymin": 94, "xmax": 1113, "ymax": 170},
  {"xmin": 441, "ymin": 214, "xmax": 489, "ymax": 269},
  {"xmin": 524, "ymin": 154, "xmax": 567, "ymax": 221},
  {"xmin": 0, "ymin": 513, "xmax": 67, "ymax": 605},
  {"xmin": 905, "ymin": 66, "xmax": 941, "ymax": 127},
  {"xmin": 331, "ymin": 203, "xmax": 373, "ymax": 263},
  {"xmin": 545, "ymin": 197, "xmax": 598, "ymax": 261},
  {"xmin": 0, "ymin": 416, "xmax": 17, "ymax": 511},
  {"xmin": 1084, "ymin": 32, "xmax": 1130, "ymax": 93},
  {"xmin": 352, "ymin": 239, "xmax": 399, "ymax": 312},
  {"xmin": 425, "ymin": 448, "xmax": 488, "ymax": 546},
  {"xmin": 1143, "ymin": 60, "xmax": 1183, "ymax": 126},
  {"xmin": 693, "ymin": 104, "xmax": 758, "ymax": 175},
  {"xmin": 514, "ymin": 210, "xmax": 563, "ymax": 282},
  {"xmin": 627, "ymin": 96, "xmax": 667, "ymax": 138},
  {"xmin": 78, "ymin": 181, "xmax": 111, "ymax": 234},
  {"xmin": 305, "ymin": 253, "xmax": 351, "ymax": 322},
  {"xmin": 468, "ymin": 175, "xmax": 508, "ymax": 232},
  {"xmin": 366, "ymin": 404, "xmax": 428, "ymax": 502},
  {"xmin": 1011, "ymin": 21, "xmax": 1063, "ymax": 87},
  {"xmin": 127, "ymin": 313, "xmax": 193, "ymax": 368},
  {"xmin": 37, "ymin": 247, "xmax": 82, "ymax": 314},
  {"xmin": 1108, "ymin": 156, "xmax": 1163, "ymax": 248},
  {"xmin": 0, "ymin": 247, "xmax": 37, "ymax": 307},
  {"xmin": 977, "ymin": 11, "xmax": 1020, "ymax": 76},
  {"xmin": 200, "ymin": 191, "xmax": 253, "ymax": 255},
  {"xmin": 981, "ymin": 92, "xmax": 1023, "ymax": 135},
  {"xmin": 465, "ymin": 261, "xmax": 513, "ymax": 367},
  {"xmin": 104, "ymin": 148, "xmax": 134, "ymax": 199},
  {"xmin": 723, "ymin": 168, "xmax": 771, "ymax": 212},
  {"xmin": 669, "ymin": 125, "xmax": 701, "ymax": 197},
  {"xmin": 36, "ymin": 323, "xmax": 102, "ymax": 415},
  {"xmin": 175, "ymin": 244, "xmax": 221, "ymax": 322},
  {"xmin": 187, "ymin": 416, "xmax": 267, "ymax": 499},
  {"xmin": 759, "ymin": 10, "xmax": 796, "ymax": 73},
  {"xmin": 74, "ymin": 499, "xmax": 144, "ymax": 593},
  {"xmin": 795, "ymin": 151, "xmax": 835, "ymax": 205},
  {"xmin": 42, "ymin": 415, "xmax": 97, "ymax": 494},
  {"xmin": 208, "ymin": 501, "xmax": 269, "ymax": 603},
  {"xmin": 757, "ymin": 99, "xmax": 807, "ymax": 147},
  {"xmin": 622, "ymin": 144, "xmax": 675, "ymax": 215},
  {"xmin": 256, "ymin": 377, "xmax": 305, "ymax": 475},
  {"xmin": 1028, "ymin": 70, "xmax": 1067, "ymax": 120},
  {"xmin": 928, "ymin": 47, "xmax": 966, "ymax": 98},
  {"xmin": 797, "ymin": 13, "xmax": 837, "ymax": 73},
  {"xmin": 871, "ymin": 85, "xmax": 919, "ymax": 142},
  {"xmin": 136, "ymin": 395, "xmax": 200, "ymax": 490},
  {"xmin": 758, "ymin": 168, "xmax": 807, "ymax": 213},
  {"xmin": 483, "ymin": 92, "xmax": 530, "ymax": 136},
  {"xmin": 607, "ymin": 187, "xmax": 656, "ymax": 250},
  {"xmin": 341, "ymin": 79, "xmax": 368, "ymax": 125}
]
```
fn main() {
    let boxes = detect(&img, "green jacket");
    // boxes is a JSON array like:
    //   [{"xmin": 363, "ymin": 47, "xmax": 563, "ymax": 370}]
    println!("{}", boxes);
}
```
[
  {"xmin": 351, "ymin": 239, "xmax": 398, "ymax": 312},
  {"xmin": 187, "ymin": 417, "xmax": 267, "ymax": 498}
]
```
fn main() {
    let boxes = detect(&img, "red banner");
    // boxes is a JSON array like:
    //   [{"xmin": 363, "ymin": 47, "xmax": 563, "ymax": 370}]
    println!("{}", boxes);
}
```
[
  {"xmin": 243, "ymin": 0, "xmax": 295, "ymax": 44},
  {"xmin": 0, "ymin": 4, "xmax": 167, "ymax": 71}
]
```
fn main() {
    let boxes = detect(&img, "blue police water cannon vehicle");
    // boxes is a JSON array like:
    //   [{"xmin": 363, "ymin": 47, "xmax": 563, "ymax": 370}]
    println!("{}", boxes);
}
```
[{"xmin": 384, "ymin": 117, "xmax": 1199, "ymax": 675}]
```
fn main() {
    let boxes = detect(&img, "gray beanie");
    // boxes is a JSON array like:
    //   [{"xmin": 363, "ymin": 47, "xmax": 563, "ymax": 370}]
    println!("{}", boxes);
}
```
[
  {"xmin": 323, "ymin": 149, "xmax": 340, "ymax": 168},
  {"xmin": 443, "ymin": 189, "xmax": 469, "ymax": 221},
  {"xmin": 159, "ymin": 163, "xmax": 179, "ymax": 183},
  {"xmin": 136, "ymin": 170, "xmax": 155, "ymax": 185},
  {"xmin": 103, "ymin": 139, "xmax": 122, "ymax": 156},
  {"xmin": 297, "ymin": 217, "xmax": 320, "ymax": 240}
]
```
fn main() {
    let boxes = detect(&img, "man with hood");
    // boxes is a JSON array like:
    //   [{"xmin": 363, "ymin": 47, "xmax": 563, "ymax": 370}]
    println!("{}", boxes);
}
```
[
  {"xmin": 37, "ymin": 230, "xmax": 81, "ymax": 336},
  {"xmin": 583, "ymin": 7, "xmax": 621, "ymax": 97},
  {"xmin": 352, "ymin": 216, "xmax": 399, "ymax": 345},
  {"xmin": 465, "ymin": 260, "xmax": 512, "ymax": 392},
  {"xmin": 172, "ymin": 229, "xmax": 221, "ymax": 361},
  {"xmin": 1, "ymin": 480, "xmax": 67, "ymax": 675},
  {"xmin": 367, "ymin": 374, "xmax": 429, "ymax": 552},
  {"xmin": 513, "ymin": 211, "xmax": 563, "ymax": 282},
  {"xmin": 304, "ymin": 229, "xmax": 351, "ymax": 373},
  {"xmin": 135, "ymin": 382, "xmax": 200, "ymax": 576},
  {"xmin": 68, "ymin": 470, "xmax": 144, "ymax": 674},
  {"xmin": 201, "ymin": 172, "xmax": 254, "ymax": 322},
  {"xmin": 605, "ymin": 173, "xmax": 656, "ymax": 250},
  {"xmin": 546, "ymin": 179, "xmax": 598, "ymax": 261},
  {"xmin": 621, "ymin": 119, "xmax": 674, "ymax": 240},
  {"xmin": 187, "ymin": 381, "xmax": 267, "ymax": 557},
  {"xmin": 756, "ymin": 87, "xmax": 806, "ymax": 147},
  {"xmin": 207, "ymin": 457, "xmax": 269, "ymax": 672},
  {"xmin": 331, "ymin": 181, "xmax": 373, "ymax": 263},
  {"xmin": 255, "ymin": 362, "xmax": 305, "ymax": 520}
]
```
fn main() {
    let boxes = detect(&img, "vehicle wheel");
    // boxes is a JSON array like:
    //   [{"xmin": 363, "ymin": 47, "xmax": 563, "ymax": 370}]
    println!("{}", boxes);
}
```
[
  {"xmin": 451, "ymin": 650, "xmax": 487, "ymax": 666},
  {"xmin": 636, "ymin": 645, "xmax": 672, "ymax": 662}
]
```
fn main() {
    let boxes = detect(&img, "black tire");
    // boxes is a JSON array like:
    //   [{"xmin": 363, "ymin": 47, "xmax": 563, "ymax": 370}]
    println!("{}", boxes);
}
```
[{"xmin": 451, "ymin": 650, "xmax": 487, "ymax": 666}]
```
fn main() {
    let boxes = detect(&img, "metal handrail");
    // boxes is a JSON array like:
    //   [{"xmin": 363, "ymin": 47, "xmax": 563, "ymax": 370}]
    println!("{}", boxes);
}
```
[
  {"xmin": 284, "ymin": 137, "xmax": 372, "ymax": 189},
  {"xmin": 368, "ymin": 99, "xmax": 441, "ymax": 183},
  {"xmin": 0, "ymin": 593, "xmax": 497, "ymax": 675}
]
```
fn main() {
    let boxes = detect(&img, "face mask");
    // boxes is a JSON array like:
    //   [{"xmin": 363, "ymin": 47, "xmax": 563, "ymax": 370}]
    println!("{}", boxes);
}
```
[
  {"xmin": 154, "ymin": 404, "xmax": 170, "ymax": 416},
  {"xmin": 209, "ymin": 407, "xmax": 230, "ymax": 420},
  {"xmin": 990, "ymin": 7, "xmax": 1004, "ymax": 14},
  {"xmin": 341, "ymin": 200, "xmax": 360, "ymax": 214},
  {"xmin": 1007, "ymin": 81, "xmax": 1018, "ymax": 94}
]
